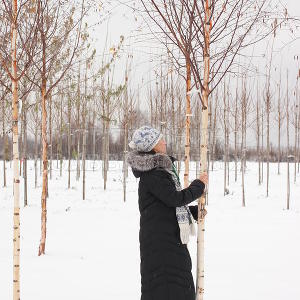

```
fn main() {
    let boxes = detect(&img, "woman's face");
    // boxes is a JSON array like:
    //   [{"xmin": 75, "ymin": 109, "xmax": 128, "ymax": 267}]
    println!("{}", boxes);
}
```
[{"xmin": 153, "ymin": 138, "xmax": 167, "ymax": 154}]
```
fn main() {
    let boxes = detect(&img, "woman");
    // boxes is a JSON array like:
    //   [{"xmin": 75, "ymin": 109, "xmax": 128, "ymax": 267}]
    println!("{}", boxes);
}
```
[{"xmin": 127, "ymin": 125, "xmax": 208, "ymax": 300}]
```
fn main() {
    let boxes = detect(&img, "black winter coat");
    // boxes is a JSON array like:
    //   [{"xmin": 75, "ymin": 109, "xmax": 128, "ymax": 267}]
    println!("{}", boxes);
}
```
[{"xmin": 127, "ymin": 150, "xmax": 205, "ymax": 300}]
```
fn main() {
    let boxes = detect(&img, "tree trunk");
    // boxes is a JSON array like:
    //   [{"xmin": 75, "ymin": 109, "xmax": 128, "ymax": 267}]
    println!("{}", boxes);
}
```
[
  {"xmin": 241, "ymin": 81, "xmax": 246, "ymax": 207},
  {"xmin": 92, "ymin": 94, "xmax": 96, "ymax": 171},
  {"xmin": 38, "ymin": 30, "xmax": 48, "ymax": 256},
  {"xmin": 277, "ymin": 81, "xmax": 281, "ymax": 175},
  {"xmin": 196, "ymin": 101, "xmax": 200, "ymax": 178},
  {"xmin": 223, "ymin": 80, "xmax": 227, "ymax": 196},
  {"xmin": 49, "ymin": 88, "xmax": 53, "ymax": 180},
  {"xmin": 261, "ymin": 106, "xmax": 264, "ymax": 183},
  {"xmin": 123, "ymin": 73, "xmax": 129, "ymax": 202},
  {"xmin": 266, "ymin": 85, "xmax": 270, "ymax": 197},
  {"xmin": 82, "ymin": 119, "xmax": 86, "ymax": 200},
  {"xmin": 19, "ymin": 102, "xmax": 23, "ymax": 177},
  {"xmin": 103, "ymin": 91, "xmax": 110, "ymax": 190},
  {"xmin": 196, "ymin": 1, "xmax": 211, "ymax": 299},
  {"xmin": 23, "ymin": 96, "xmax": 28, "ymax": 206},
  {"xmin": 286, "ymin": 73, "xmax": 290, "ymax": 210},
  {"xmin": 82, "ymin": 66, "xmax": 87, "ymax": 200},
  {"xmin": 235, "ymin": 85, "xmax": 238, "ymax": 182},
  {"xmin": 211, "ymin": 88, "xmax": 217, "ymax": 172},
  {"xmin": 104, "ymin": 119, "xmax": 110, "ymax": 190},
  {"xmin": 59, "ymin": 93, "xmax": 63, "ymax": 177},
  {"xmin": 2, "ymin": 92, "xmax": 7, "ymax": 187},
  {"xmin": 256, "ymin": 94, "xmax": 261, "ymax": 185},
  {"xmin": 76, "ymin": 64, "xmax": 81, "ymax": 181},
  {"xmin": 207, "ymin": 99, "xmax": 212, "ymax": 200},
  {"xmin": 226, "ymin": 84, "xmax": 230, "ymax": 187},
  {"xmin": 123, "ymin": 122, "xmax": 128, "ymax": 202},
  {"xmin": 11, "ymin": 0, "xmax": 21, "ymax": 297},
  {"xmin": 171, "ymin": 72, "xmax": 175, "ymax": 155},
  {"xmin": 176, "ymin": 97, "xmax": 182, "ymax": 174},
  {"xmin": 297, "ymin": 96, "xmax": 300, "ymax": 173},
  {"xmin": 40, "ymin": 122, "xmax": 42, "ymax": 176},
  {"xmin": 68, "ymin": 89, "xmax": 71, "ymax": 189},
  {"xmin": 184, "ymin": 59, "xmax": 192, "ymax": 188},
  {"xmin": 294, "ymin": 82, "xmax": 298, "ymax": 183},
  {"xmin": 34, "ymin": 99, "xmax": 38, "ymax": 188}
]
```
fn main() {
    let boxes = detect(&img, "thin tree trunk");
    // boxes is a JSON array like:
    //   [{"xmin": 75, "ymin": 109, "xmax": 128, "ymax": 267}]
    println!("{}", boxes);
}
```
[
  {"xmin": 256, "ymin": 94, "xmax": 261, "ymax": 185},
  {"xmin": 286, "ymin": 72, "xmax": 290, "ymax": 210},
  {"xmin": 19, "ymin": 103, "xmax": 23, "ymax": 177},
  {"xmin": 244, "ymin": 104, "xmax": 247, "ymax": 172},
  {"xmin": 40, "ymin": 122, "xmax": 42, "ymax": 176},
  {"xmin": 235, "ymin": 85, "xmax": 238, "ymax": 182},
  {"xmin": 196, "ymin": 101, "xmax": 200, "ymax": 177},
  {"xmin": 11, "ymin": 0, "xmax": 21, "ymax": 297},
  {"xmin": 297, "ymin": 93, "xmax": 300, "ymax": 173},
  {"xmin": 184, "ymin": 59, "xmax": 192, "ymax": 188},
  {"xmin": 223, "ymin": 80, "xmax": 227, "ymax": 196},
  {"xmin": 226, "ymin": 84, "xmax": 230, "ymax": 187},
  {"xmin": 103, "ymin": 78, "xmax": 110, "ymax": 191},
  {"xmin": 123, "ymin": 121, "xmax": 128, "ymax": 202},
  {"xmin": 241, "ymin": 80, "xmax": 246, "ymax": 207},
  {"xmin": 59, "ymin": 93, "xmax": 63, "ymax": 177},
  {"xmin": 82, "ymin": 120, "xmax": 86, "ymax": 200},
  {"xmin": 208, "ymin": 100, "xmax": 212, "ymax": 171},
  {"xmin": 49, "ymin": 88, "xmax": 53, "ymax": 180},
  {"xmin": 294, "ymin": 80, "xmax": 298, "ymax": 183},
  {"xmin": 38, "ymin": 30, "xmax": 48, "ymax": 256},
  {"xmin": 34, "ymin": 99, "xmax": 38, "ymax": 188},
  {"xmin": 23, "ymin": 96, "xmax": 28, "ymax": 206},
  {"xmin": 261, "ymin": 106, "xmax": 264, "ymax": 183},
  {"xmin": 149, "ymin": 87, "xmax": 153, "ymax": 127},
  {"xmin": 82, "ymin": 65, "xmax": 87, "ymax": 200},
  {"xmin": 266, "ymin": 85, "xmax": 270, "ymax": 197},
  {"xmin": 123, "ymin": 72, "xmax": 129, "ymax": 202},
  {"xmin": 76, "ymin": 64, "xmax": 81, "ymax": 181},
  {"xmin": 68, "ymin": 89, "xmax": 71, "ymax": 189},
  {"xmin": 196, "ymin": 1, "xmax": 210, "ymax": 299},
  {"xmin": 92, "ymin": 89, "xmax": 96, "ymax": 172},
  {"xmin": 171, "ymin": 72, "xmax": 175, "ymax": 155},
  {"xmin": 2, "ymin": 92, "xmax": 7, "ymax": 187},
  {"xmin": 277, "ymin": 79, "xmax": 281, "ymax": 175},
  {"xmin": 104, "ymin": 119, "xmax": 109, "ymax": 189},
  {"xmin": 211, "ymin": 88, "xmax": 217, "ymax": 172},
  {"xmin": 177, "ymin": 96, "xmax": 182, "ymax": 174}
]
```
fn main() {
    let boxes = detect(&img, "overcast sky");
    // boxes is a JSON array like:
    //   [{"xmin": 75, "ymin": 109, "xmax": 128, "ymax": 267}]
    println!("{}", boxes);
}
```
[{"xmin": 88, "ymin": 0, "xmax": 300, "ymax": 149}]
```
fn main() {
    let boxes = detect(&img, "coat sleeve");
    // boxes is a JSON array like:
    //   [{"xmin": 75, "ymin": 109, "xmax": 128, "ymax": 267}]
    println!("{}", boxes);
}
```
[
  {"xmin": 188, "ymin": 205, "xmax": 198, "ymax": 220},
  {"xmin": 142, "ymin": 170, "xmax": 205, "ymax": 208}
]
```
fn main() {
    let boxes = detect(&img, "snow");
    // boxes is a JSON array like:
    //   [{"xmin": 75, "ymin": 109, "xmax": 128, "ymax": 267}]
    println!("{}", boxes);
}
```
[{"xmin": 0, "ymin": 160, "xmax": 300, "ymax": 300}]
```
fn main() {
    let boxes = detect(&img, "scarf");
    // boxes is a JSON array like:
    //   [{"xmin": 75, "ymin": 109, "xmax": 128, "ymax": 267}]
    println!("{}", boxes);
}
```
[
  {"xmin": 166, "ymin": 163, "xmax": 196, "ymax": 244},
  {"xmin": 127, "ymin": 150, "xmax": 196, "ymax": 244}
]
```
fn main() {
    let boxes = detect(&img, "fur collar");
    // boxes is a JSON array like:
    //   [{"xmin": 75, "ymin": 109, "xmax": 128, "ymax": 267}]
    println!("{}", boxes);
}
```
[{"xmin": 127, "ymin": 150, "xmax": 176, "ymax": 172}]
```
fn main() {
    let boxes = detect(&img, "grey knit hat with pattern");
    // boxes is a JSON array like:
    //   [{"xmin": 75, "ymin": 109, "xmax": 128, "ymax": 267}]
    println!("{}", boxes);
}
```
[{"xmin": 128, "ymin": 125, "xmax": 163, "ymax": 152}]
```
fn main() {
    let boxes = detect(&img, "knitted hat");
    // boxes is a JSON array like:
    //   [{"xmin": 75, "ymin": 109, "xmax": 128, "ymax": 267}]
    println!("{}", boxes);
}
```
[{"xmin": 129, "ymin": 125, "xmax": 163, "ymax": 152}]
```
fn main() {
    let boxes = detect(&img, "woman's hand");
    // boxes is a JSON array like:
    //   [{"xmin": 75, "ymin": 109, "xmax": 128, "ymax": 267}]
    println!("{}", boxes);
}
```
[{"xmin": 199, "ymin": 172, "xmax": 208, "ymax": 185}]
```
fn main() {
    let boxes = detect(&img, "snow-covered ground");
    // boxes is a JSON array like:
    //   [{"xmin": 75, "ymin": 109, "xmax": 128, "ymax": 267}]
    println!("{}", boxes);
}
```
[{"xmin": 0, "ymin": 160, "xmax": 300, "ymax": 300}]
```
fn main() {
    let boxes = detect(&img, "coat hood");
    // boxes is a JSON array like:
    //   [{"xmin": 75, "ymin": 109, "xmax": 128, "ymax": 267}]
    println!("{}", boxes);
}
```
[{"xmin": 127, "ymin": 150, "xmax": 177, "ymax": 178}]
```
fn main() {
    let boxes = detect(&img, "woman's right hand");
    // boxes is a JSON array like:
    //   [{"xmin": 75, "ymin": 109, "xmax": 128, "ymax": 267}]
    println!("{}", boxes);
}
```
[{"xmin": 199, "ymin": 172, "xmax": 208, "ymax": 185}]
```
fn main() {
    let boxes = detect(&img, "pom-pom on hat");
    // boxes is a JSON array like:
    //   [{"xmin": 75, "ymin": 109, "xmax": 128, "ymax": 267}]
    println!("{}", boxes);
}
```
[{"xmin": 128, "ymin": 125, "xmax": 163, "ymax": 152}]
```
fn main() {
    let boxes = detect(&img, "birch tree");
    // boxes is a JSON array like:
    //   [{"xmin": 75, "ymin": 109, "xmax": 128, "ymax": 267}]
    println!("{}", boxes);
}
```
[
  {"xmin": 1, "ymin": 87, "xmax": 9, "ymax": 187},
  {"xmin": 274, "ymin": 75, "xmax": 285, "ymax": 175},
  {"xmin": 286, "ymin": 71, "xmax": 290, "ymax": 210},
  {"xmin": 0, "ymin": 1, "xmax": 38, "ymax": 298},
  {"xmin": 140, "ymin": 0, "xmax": 201, "ymax": 188},
  {"xmin": 26, "ymin": 0, "xmax": 86, "ymax": 256},
  {"xmin": 140, "ymin": 0, "xmax": 283, "ymax": 298}
]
